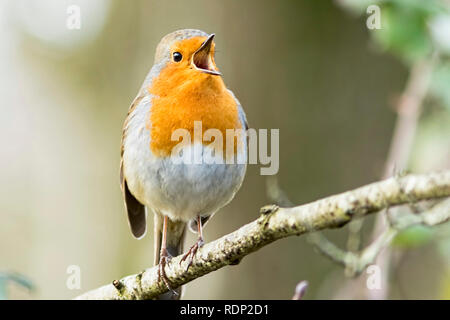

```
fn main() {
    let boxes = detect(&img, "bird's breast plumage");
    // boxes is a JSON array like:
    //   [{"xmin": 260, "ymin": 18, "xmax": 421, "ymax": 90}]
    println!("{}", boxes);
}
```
[
  {"xmin": 147, "ymin": 62, "xmax": 242, "ymax": 158},
  {"xmin": 121, "ymin": 61, "xmax": 247, "ymax": 222}
]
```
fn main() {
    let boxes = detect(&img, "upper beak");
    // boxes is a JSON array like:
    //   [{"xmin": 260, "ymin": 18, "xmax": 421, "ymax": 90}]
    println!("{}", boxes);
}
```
[{"xmin": 192, "ymin": 34, "xmax": 222, "ymax": 76}]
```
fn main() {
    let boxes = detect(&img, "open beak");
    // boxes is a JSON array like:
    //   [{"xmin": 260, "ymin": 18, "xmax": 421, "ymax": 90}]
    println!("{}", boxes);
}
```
[{"xmin": 192, "ymin": 34, "xmax": 221, "ymax": 76}]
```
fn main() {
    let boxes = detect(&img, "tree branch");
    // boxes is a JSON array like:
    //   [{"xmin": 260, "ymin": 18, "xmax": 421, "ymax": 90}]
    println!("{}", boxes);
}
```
[
  {"xmin": 306, "ymin": 198, "xmax": 450, "ymax": 277},
  {"xmin": 75, "ymin": 171, "xmax": 450, "ymax": 300}
]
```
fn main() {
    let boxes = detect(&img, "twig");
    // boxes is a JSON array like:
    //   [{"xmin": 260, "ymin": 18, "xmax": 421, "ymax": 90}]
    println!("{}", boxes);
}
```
[
  {"xmin": 292, "ymin": 281, "xmax": 309, "ymax": 300},
  {"xmin": 75, "ymin": 171, "xmax": 450, "ymax": 300},
  {"xmin": 305, "ymin": 198, "xmax": 449, "ymax": 279},
  {"xmin": 268, "ymin": 175, "xmax": 396, "ymax": 278},
  {"xmin": 0, "ymin": 272, "xmax": 34, "ymax": 300},
  {"xmin": 365, "ymin": 54, "xmax": 438, "ymax": 299},
  {"xmin": 267, "ymin": 176, "xmax": 341, "ymax": 260}
]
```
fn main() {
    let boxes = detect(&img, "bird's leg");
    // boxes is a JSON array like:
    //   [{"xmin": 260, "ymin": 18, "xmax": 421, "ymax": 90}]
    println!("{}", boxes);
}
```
[
  {"xmin": 157, "ymin": 215, "xmax": 177, "ymax": 295},
  {"xmin": 180, "ymin": 215, "xmax": 204, "ymax": 271}
]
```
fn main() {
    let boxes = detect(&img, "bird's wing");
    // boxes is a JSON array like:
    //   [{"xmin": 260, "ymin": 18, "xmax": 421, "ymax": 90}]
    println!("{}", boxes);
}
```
[{"xmin": 120, "ymin": 92, "xmax": 147, "ymax": 239}]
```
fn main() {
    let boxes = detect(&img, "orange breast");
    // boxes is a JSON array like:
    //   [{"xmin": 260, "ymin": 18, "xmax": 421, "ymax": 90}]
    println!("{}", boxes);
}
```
[{"xmin": 147, "ymin": 64, "xmax": 242, "ymax": 157}]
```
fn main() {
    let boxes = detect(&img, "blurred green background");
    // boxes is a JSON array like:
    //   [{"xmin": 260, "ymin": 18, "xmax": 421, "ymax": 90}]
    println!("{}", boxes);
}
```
[{"xmin": 0, "ymin": 0, "xmax": 449, "ymax": 299}]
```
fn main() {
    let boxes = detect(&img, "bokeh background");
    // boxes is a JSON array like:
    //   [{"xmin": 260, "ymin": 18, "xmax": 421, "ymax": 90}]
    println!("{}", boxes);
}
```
[{"xmin": 1, "ymin": 0, "xmax": 449, "ymax": 299}]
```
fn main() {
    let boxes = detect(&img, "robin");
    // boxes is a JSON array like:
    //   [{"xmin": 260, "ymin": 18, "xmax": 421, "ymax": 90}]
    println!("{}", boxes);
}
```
[{"xmin": 120, "ymin": 29, "xmax": 248, "ymax": 299}]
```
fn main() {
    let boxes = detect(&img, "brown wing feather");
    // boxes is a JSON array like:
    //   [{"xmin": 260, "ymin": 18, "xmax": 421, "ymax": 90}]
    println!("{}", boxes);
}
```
[
  {"xmin": 120, "ymin": 160, "xmax": 147, "ymax": 238},
  {"xmin": 120, "ymin": 93, "xmax": 147, "ymax": 239}
]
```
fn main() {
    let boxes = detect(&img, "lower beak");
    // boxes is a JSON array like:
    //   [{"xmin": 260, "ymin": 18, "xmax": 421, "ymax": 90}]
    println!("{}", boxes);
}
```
[{"xmin": 192, "ymin": 34, "xmax": 221, "ymax": 76}]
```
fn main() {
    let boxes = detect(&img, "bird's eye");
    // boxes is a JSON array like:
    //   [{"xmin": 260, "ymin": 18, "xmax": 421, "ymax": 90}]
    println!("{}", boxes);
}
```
[{"xmin": 173, "ymin": 52, "xmax": 182, "ymax": 62}]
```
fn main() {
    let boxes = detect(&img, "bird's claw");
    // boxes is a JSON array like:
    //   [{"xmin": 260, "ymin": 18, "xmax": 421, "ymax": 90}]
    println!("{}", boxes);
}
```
[
  {"xmin": 180, "ymin": 237, "xmax": 204, "ymax": 272},
  {"xmin": 157, "ymin": 251, "xmax": 178, "ymax": 296}
]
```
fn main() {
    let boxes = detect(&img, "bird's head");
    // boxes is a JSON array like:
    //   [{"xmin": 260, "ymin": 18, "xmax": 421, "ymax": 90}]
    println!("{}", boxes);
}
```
[{"xmin": 152, "ymin": 29, "xmax": 222, "ymax": 86}]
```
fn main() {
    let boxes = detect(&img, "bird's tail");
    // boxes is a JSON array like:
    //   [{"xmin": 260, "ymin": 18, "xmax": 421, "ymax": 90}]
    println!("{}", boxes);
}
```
[{"xmin": 153, "ymin": 213, "xmax": 186, "ymax": 300}]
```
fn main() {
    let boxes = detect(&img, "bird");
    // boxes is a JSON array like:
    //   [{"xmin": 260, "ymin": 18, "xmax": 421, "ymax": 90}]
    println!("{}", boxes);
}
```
[{"xmin": 119, "ymin": 29, "xmax": 247, "ymax": 299}]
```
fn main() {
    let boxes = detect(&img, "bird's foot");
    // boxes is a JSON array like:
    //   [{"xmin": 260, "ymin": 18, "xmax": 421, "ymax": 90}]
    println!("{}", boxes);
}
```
[
  {"xmin": 180, "ymin": 237, "xmax": 204, "ymax": 272},
  {"xmin": 157, "ymin": 250, "xmax": 178, "ymax": 296}
]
